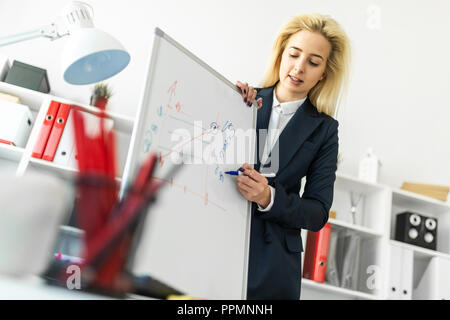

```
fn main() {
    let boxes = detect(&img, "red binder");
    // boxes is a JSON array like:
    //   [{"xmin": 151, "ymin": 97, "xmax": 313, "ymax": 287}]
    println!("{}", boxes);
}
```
[
  {"xmin": 42, "ymin": 103, "xmax": 70, "ymax": 161},
  {"xmin": 32, "ymin": 100, "xmax": 60, "ymax": 159},
  {"xmin": 302, "ymin": 223, "xmax": 332, "ymax": 283}
]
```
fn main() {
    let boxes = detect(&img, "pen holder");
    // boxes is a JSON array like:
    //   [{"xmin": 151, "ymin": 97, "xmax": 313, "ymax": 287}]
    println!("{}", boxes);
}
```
[
  {"xmin": 73, "ymin": 173, "xmax": 126, "ymax": 290},
  {"xmin": 74, "ymin": 173, "xmax": 118, "ymax": 243}
]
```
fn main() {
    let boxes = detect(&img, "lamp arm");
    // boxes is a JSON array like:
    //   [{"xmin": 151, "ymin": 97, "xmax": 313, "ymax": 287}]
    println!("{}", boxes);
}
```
[{"xmin": 0, "ymin": 23, "xmax": 69, "ymax": 47}]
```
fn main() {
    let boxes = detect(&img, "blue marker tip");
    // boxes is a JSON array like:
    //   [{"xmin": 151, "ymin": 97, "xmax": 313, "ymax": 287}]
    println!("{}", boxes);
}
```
[
  {"xmin": 225, "ymin": 168, "xmax": 245, "ymax": 176},
  {"xmin": 224, "ymin": 170, "xmax": 239, "ymax": 176}
]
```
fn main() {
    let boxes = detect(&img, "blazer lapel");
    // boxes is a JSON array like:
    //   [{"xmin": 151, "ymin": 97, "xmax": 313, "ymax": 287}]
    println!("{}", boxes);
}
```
[
  {"xmin": 275, "ymin": 97, "xmax": 324, "ymax": 175},
  {"xmin": 255, "ymin": 87, "xmax": 274, "ymax": 170}
]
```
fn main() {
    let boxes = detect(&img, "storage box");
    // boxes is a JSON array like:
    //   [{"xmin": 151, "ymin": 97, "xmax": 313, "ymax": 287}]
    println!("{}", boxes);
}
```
[
  {"xmin": 401, "ymin": 182, "xmax": 449, "ymax": 202},
  {"xmin": 4, "ymin": 60, "xmax": 50, "ymax": 93},
  {"xmin": 0, "ymin": 100, "xmax": 33, "ymax": 147}
]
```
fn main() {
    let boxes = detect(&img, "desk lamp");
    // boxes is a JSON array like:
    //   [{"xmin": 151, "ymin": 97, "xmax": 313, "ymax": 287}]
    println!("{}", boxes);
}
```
[{"xmin": 0, "ymin": 1, "xmax": 130, "ymax": 85}]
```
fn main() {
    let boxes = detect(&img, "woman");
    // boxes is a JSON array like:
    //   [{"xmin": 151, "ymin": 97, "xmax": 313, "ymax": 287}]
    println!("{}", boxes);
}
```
[{"xmin": 235, "ymin": 13, "xmax": 351, "ymax": 300}]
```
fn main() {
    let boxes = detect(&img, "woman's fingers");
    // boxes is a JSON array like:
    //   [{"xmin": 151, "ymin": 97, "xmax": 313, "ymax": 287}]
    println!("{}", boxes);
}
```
[
  {"xmin": 236, "ymin": 81, "xmax": 249, "ymax": 102},
  {"xmin": 257, "ymin": 97, "xmax": 263, "ymax": 109},
  {"xmin": 237, "ymin": 175, "xmax": 258, "ymax": 189},
  {"xmin": 237, "ymin": 180, "xmax": 252, "ymax": 194},
  {"xmin": 240, "ymin": 163, "xmax": 268, "ymax": 184},
  {"xmin": 245, "ymin": 169, "xmax": 268, "ymax": 184},
  {"xmin": 247, "ymin": 86, "xmax": 257, "ymax": 107},
  {"xmin": 236, "ymin": 81, "xmax": 260, "ymax": 107}
]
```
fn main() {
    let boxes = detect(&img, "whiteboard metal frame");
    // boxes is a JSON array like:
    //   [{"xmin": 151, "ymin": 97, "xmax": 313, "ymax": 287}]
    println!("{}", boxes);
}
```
[{"xmin": 120, "ymin": 27, "xmax": 257, "ymax": 299}]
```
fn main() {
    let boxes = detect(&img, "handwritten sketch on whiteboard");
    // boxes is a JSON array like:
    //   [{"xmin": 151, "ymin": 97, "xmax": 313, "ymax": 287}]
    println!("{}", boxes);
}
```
[{"xmin": 121, "ymin": 28, "xmax": 256, "ymax": 299}]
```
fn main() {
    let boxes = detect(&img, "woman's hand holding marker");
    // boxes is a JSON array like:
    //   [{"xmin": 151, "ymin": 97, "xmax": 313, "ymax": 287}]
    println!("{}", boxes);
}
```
[{"xmin": 236, "ymin": 163, "xmax": 271, "ymax": 209}]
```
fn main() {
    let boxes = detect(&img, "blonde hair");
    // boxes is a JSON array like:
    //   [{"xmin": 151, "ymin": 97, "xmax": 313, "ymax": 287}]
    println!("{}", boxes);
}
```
[{"xmin": 260, "ymin": 13, "xmax": 351, "ymax": 118}]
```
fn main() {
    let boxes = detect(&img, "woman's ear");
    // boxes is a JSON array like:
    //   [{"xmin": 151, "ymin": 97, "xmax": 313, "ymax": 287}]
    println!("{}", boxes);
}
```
[{"xmin": 320, "ymin": 72, "xmax": 326, "ymax": 81}]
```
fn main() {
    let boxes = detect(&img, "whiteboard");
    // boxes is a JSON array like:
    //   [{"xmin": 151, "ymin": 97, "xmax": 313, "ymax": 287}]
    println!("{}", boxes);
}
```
[{"xmin": 121, "ymin": 28, "xmax": 256, "ymax": 299}]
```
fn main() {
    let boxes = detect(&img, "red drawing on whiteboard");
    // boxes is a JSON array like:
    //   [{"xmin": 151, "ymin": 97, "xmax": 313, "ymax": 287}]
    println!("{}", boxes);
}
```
[
  {"xmin": 150, "ymin": 176, "xmax": 226, "ymax": 212},
  {"xmin": 168, "ymin": 80, "xmax": 177, "ymax": 97}
]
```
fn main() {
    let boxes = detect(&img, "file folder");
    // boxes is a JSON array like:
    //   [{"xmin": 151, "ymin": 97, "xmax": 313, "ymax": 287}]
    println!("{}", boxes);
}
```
[
  {"xmin": 325, "ymin": 228, "xmax": 340, "ymax": 286},
  {"xmin": 303, "ymin": 223, "xmax": 331, "ymax": 283},
  {"xmin": 340, "ymin": 231, "xmax": 361, "ymax": 290},
  {"xmin": 42, "ymin": 103, "xmax": 70, "ymax": 161},
  {"xmin": 32, "ymin": 100, "xmax": 60, "ymax": 159},
  {"xmin": 388, "ymin": 244, "xmax": 402, "ymax": 299},
  {"xmin": 53, "ymin": 108, "xmax": 114, "ymax": 167},
  {"xmin": 400, "ymin": 247, "xmax": 413, "ymax": 300}
]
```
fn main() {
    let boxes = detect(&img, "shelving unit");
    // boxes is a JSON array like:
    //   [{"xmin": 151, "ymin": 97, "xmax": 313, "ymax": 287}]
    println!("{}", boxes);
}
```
[
  {"xmin": 389, "ymin": 239, "xmax": 450, "ymax": 260},
  {"xmin": 0, "ymin": 81, "xmax": 134, "ymax": 184},
  {"xmin": 300, "ymin": 170, "xmax": 450, "ymax": 300},
  {"xmin": 327, "ymin": 217, "xmax": 384, "ymax": 238}
]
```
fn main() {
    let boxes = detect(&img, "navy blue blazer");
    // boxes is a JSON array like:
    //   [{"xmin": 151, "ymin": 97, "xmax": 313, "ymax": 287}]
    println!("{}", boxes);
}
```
[{"xmin": 246, "ymin": 85, "xmax": 339, "ymax": 300}]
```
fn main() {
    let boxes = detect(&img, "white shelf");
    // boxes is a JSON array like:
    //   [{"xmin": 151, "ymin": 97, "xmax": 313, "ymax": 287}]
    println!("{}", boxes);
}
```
[
  {"xmin": 28, "ymin": 158, "xmax": 78, "ymax": 180},
  {"xmin": 28, "ymin": 157, "xmax": 123, "ymax": 185},
  {"xmin": 328, "ymin": 218, "xmax": 384, "ymax": 238},
  {"xmin": 301, "ymin": 278, "xmax": 379, "ymax": 300},
  {"xmin": 0, "ymin": 143, "xmax": 24, "ymax": 162},
  {"xmin": 390, "ymin": 239, "xmax": 450, "ymax": 260},
  {"xmin": 391, "ymin": 187, "xmax": 450, "ymax": 215},
  {"xmin": 0, "ymin": 81, "xmax": 47, "ymax": 111},
  {"xmin": 336, "ymin": 171, "xmax": 387, "ymax": 193}
]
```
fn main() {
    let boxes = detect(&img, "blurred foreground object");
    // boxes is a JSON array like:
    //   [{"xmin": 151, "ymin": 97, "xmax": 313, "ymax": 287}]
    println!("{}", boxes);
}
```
[
  {"xmin": 43, "ymin": 100, "xmax": 185, "ymax": 298},
  {"xmin": 0, "ymin": 170, "xmax": 70, "ymax": 277},
  {"xmin": 401, "ymin": 182, "xmax": 449, "ymax": 202}
]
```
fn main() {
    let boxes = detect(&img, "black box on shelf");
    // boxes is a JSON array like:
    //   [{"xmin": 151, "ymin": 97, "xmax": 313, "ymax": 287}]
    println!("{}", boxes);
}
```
[
  {"xmin": 4, "ymin": 60, "xmax": 50, "ymax": 93},
  {"xmin": 395, "ymin": 211, "xmax": 437, "ymax": 250}
]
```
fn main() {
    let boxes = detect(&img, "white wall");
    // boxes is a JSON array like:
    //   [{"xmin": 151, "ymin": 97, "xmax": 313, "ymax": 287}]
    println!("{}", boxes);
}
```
[{"xmin": 1, "ymin": 0, "xmax": 449, "ymax": 193}]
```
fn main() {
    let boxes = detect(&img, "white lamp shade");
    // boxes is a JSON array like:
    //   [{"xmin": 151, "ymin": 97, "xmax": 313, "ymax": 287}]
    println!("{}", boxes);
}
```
[{"xmin": 62, "ymin": 27, "xmax": 130, "ymax": 85}]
